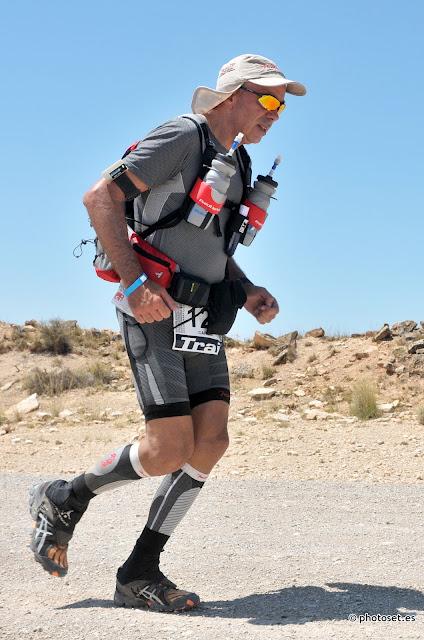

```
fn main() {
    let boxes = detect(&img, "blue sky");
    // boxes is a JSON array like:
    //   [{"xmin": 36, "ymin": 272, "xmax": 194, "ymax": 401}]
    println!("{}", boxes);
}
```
[{"xmin": 1, "ymin": 1, "xmax": 423, "ymax": 338}]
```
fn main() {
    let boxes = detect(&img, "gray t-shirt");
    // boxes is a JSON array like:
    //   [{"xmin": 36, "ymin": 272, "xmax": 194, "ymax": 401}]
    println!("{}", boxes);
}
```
[{"xmin": 122, "ymin": 115, "xmax": 245, "ymax": 284}]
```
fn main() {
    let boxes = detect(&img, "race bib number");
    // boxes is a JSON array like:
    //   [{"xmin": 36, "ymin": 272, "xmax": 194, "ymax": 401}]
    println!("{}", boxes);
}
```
[{"xmin": 172, "ymin": 305, "xmax": 222, "ymax": 355}]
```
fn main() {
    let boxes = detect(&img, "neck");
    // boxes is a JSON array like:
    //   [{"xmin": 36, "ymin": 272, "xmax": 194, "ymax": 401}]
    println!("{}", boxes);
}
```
[{"xmin": 204, "ymin": 111, "xmax": 240, "ymax": 151}]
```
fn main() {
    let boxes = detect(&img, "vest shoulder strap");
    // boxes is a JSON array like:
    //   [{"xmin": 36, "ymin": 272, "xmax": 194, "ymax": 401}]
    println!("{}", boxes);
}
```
[{"xmin": 139, "ymin": 115, "xmax": 214, "ymax": 240}]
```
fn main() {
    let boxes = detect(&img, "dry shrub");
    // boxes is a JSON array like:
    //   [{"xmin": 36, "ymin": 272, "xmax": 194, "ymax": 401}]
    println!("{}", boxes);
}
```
[
  {"xmin": 307, "ymin": 353, "xmax": 317, "ymax": 363},
  {"xmin": 232, "ymin": 363, "xmax": 255, "ymax": 379},
  {"xmin": 350, "ymin": 378, "xmax": 379, "ymax": 420},
  {"xmin": 23, "ymin": 368, "xmax": 88, "ymax": 395},
  {"xmin": 23, "ymin": 361, "xmax": 113, "ymax": 396},
  {"xmin": 417, "ymin": 406, "xmax": 424, "ymax": 425},
  {"xmin": 224, "ymin": 336, "xmax": 246, "ymax": 349},
  {"xmin": 30, "ymin": 319, "xmax": 73, "ymax": 355},
  {"xmin": 87, "ymin": 361, "xmax": 114, "ymax": 386},
  {"xmin": 10, "ymin": 326, "xmax": 30, "ymax": 351},
  {"xmin": 71, "ymin": 327, "xmax": 111, "ymax": 351},
  {"xmin": 262, "ymin": 365, "xmax": 276, "ymax": 380}
]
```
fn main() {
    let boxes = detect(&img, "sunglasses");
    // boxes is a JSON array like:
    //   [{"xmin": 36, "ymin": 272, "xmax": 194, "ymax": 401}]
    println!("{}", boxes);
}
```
[{"xmin": 240, "ymin": 86, "xmax": 286, "ymax": 114}]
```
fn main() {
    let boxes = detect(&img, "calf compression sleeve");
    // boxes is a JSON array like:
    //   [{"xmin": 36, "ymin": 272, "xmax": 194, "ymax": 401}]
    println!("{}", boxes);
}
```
[
  {"xmin": 147, "ymin": 462, "xmax": 207, "ymax": 535},
  {"xmin": 117, "ymin": 463, "xmax": 208, "ymax": 583},
  {"xmin": 69, "ymin": 443, "xmax": 149, "ymax": 505}
]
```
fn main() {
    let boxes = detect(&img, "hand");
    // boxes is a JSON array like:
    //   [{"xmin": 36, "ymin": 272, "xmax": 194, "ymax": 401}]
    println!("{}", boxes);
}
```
[
  {"xmin": 243, "ymin": 284, "xmax": 279, "ymax": 324},
  {"xmin": 126, "ymin": 279, "xmax": 178, "ymax": 323}
]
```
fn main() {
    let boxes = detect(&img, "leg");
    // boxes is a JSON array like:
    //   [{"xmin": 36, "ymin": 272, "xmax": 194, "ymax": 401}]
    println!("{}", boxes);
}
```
[
  {"xmin": 29, "ymin": 311, "xmax": 195, "ymax": 578},
  {"xmin": 189, "ymin": 399, "xmax": 230, "ymax": 473},
  {"xmin": 119, "ymin": 348, "xmax": 230, "ymax": 583}
]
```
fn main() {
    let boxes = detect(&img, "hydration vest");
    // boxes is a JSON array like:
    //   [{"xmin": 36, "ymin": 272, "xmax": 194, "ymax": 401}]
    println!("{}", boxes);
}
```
[{"xmin": 93, "ymin": 115, "xmax": 252, "ymax": 284}]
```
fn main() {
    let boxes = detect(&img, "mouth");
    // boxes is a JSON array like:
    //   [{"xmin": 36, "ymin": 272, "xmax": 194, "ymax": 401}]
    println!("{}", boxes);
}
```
[{"xmin": 258, "ymin": 124, "xmax": 268, "ymax": 134}]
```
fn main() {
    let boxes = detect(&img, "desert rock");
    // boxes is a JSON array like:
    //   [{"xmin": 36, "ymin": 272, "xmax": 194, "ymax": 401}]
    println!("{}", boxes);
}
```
[
  {"xmin": 408, "ymin": 340, "xmax": 424, "ymax": 355},
  {"xmin": 253, "ymin": 332, "xmax": 277, "ymax": 349},
  {"xmin": 1, "ymin": 380, "xmax": 16, "ymax": 392},
  {"xmin": 5, "ymin": 393, "xmax": 39, "ymax": 418},
  {"xmin": 305, "ymin": 328, "xmax": 325, "ymax": 338},
  {"xmin": 377, "ymin": 400, "xmax": 400, "ymax": 413},
  {"xmin": 391, "ymin": 320, "xmax": 417, "ymax": 336},
  {"xmin": 263, "ymin": 377, "xmax": 278, "ymax": 387},
  {"xmin": 248, "ymin": 387, "xmax": 276, "ymax": 400},
  {"xmin": 374, "ymin": 324, "xmax": 392, "ymax": 342}
]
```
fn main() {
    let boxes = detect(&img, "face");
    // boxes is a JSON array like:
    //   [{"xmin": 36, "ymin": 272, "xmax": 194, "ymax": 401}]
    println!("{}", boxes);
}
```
[{"xmin": 232, "ymin": 82, "xmax": 286, "ymax": 144}]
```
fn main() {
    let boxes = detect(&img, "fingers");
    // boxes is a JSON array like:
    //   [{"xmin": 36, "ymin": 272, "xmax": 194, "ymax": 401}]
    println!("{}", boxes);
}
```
[
  {"xmin": 128, "ymin": 282, "xmax": 176, "ymax": 323},
  {"xmin": 255, "ymin": 303, "xmax": 279, "ymax": 324},
  {"xmin": 134, "ymin": 301, "xmax": 171, "ymax": 324},
  {"xmin": 160, "ymin": 289, "xmax": 179, "ymax": 311}
]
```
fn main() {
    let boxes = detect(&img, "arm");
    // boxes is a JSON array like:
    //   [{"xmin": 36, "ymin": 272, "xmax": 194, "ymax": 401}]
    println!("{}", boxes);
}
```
[
  {"xmin": 83, "ymin": 173, "xmax": 177, "ymax": 324},
  {"xmin": 227, "ymin": 257, "xmax": 279, "ymax": 325}
]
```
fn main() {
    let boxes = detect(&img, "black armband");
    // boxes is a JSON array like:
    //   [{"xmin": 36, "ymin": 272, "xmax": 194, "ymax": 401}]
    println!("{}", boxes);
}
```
[{"xmin": 102, "ymin": 160, "xmax": 141, "ymax": 201}]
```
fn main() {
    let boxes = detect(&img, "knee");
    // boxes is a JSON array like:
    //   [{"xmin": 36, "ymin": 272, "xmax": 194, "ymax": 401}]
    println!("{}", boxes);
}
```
[
  {"xmin": 195, "ymin": 430, "xmax": 230, "ymax": 458},
  {"xmin": 141, "ymin": 433, "xmax": 195, "ymax": 475}
]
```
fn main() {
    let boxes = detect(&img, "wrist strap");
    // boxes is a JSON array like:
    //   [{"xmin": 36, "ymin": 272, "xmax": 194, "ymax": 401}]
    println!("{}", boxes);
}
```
[{"xmin": 124, "ymin": 273, "xmax": 148, "ymax": 297}]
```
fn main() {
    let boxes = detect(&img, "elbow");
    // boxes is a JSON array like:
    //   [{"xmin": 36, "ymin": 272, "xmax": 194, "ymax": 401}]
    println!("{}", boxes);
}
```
[
  {"xmin": 82, "ymin": 179, "xmax": 111, "ymax": 220},
  {"xmin": 83, "ymin": 186, "xmax": 98, "ymax": 210}
]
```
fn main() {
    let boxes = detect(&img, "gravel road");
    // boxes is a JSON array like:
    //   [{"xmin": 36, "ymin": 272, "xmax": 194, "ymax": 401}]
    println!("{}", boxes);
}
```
[{"xmin": 1, "ymin": 474, "xmax": 423, "ymax": 639}]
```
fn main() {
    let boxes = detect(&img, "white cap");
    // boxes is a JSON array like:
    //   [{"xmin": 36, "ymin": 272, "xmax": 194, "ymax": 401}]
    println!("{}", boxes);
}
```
[{"xmin": 192, "ymin": 54, "xmax": 306, "ymax": 115}]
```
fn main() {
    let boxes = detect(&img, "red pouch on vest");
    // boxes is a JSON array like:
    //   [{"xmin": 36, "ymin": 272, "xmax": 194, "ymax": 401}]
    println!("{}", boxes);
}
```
[
  {"xmin": 94, "ymin": 231, "xmax": 177, "ymax": 288},
  {"xmin": 128, "ymin": 231, "xmax": 177, "ymax": 288}
]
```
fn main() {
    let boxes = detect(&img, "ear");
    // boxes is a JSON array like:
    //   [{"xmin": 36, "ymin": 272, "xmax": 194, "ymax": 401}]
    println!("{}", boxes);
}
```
[{"xmin": 226, "ymin": 91, "xmax": 240, "ymax": 110}]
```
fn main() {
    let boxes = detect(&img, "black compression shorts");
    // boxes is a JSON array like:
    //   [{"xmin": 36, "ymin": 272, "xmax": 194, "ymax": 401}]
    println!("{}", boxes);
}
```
[{"xmin": 117, "ymin": 310, "xmax": 230, "ymax": 421}]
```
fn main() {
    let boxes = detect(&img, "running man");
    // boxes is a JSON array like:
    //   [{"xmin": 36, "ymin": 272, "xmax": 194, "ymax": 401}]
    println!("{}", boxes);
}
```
[{"xmin": 29, "ymin": 54, "xmax": 306, "ymax": 612}]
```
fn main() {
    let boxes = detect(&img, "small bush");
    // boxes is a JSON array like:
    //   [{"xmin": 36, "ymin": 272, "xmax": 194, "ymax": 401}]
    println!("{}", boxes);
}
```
[
  {"xmin": 87, "ymin": 361, "xmax": 114, "ymax": 386},
  {"xmin": 262, "ymin": 365, "xmax": 276, "ymax": 380},
  {"xmin": 0, "ymin": 342, "xmax": 10, "ymax": 354},
  {"xmin": 71, "ymin": 327, "xmax": 110, "ymax": 351},
  {"xmin": 48, "ymin": 398, "xmax": 64, "ymax": 417},
  {"xmin": 23, "ymin": 367, "xmax": 89, "ymax": 395},
  {"xmin": 23, "ymin": 361, "xmax": 114, "ymax": 396},
  {"xmin": 350, "ymin": 379, "xmax": 379, "ymax": 420},
  {"xmin": 232, "ymin": 363, "xmax": 255, "ymax": 379},
  {"xmin": 417, "ymin": 406, "xmax": 424, "ymax": 425},
  {"xmin": 0, "ymin": 412, "xmax": 6, "ymax": 426},
  {"xmin": 224, "ymin": 336, "xmax": 245, "ymax": 349},
  {"xmin": 30, "ymin": 319, "xmax": 73, "ymax": 355},
  {"xmin": 307, "ymin": 353, "xmax": 317, "ymax": 363},
  {"xmin": 10, "ymin": 326, "xmax": 30, "ymax": 351}
]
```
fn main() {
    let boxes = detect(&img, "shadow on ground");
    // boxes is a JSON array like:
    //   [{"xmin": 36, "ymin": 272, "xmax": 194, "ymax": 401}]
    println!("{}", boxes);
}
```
[{"xmin": 59, "ymin": 582, "xmax": 424, "ymax": 625}]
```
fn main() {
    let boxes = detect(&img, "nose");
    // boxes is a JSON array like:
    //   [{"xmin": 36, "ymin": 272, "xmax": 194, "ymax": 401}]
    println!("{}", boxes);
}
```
[{"xmin": 266, "ymin": 109, "xmax": 280, "ymax": 123}]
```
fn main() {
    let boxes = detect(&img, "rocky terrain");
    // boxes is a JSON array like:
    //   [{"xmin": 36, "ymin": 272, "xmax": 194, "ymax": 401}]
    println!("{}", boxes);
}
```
[{"xmin": 1, "ymin": 318, "xmax": 424, "ymax": 483}]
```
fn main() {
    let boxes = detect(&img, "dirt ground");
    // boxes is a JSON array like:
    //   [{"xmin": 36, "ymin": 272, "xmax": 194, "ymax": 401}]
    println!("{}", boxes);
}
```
[
  {"xmin": 1, "ymin": 321, "xmax": 423, "ymax": 483},
  {"xmin": 1, "ymin": 321, "xmax": 424, "ymax": 640}
]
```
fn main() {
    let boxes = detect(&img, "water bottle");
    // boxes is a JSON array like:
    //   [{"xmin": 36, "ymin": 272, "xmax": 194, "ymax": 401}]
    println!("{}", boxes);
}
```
[
  {"xmin": 241, "ymin": 156, "xmax": 281, "ymax": 246},
  {"xmin": 185, "ymin": 133, "xmax": 243, "ymax": 230}
]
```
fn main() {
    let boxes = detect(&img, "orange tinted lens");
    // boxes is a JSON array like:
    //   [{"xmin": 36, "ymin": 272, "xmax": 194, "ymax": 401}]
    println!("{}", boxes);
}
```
[{"xmin": 258, "ymin": 95, "xmax": 282, "ymax": 112}]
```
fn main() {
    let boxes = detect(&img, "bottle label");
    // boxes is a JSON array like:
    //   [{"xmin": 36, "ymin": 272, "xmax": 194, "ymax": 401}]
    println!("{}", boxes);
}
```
[
  {"xmin": 244, "ymin": 200, "xmax": 267, "ymax": 230},
  {"xmin": 189, "ymin": 178, "xmax": 223, "ymax": 215}
]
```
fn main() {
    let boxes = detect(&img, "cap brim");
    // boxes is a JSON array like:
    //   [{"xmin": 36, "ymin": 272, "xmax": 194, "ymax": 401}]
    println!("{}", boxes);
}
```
[
  {"xmin": 246, "ymin": 75, "xmax": 307, "ymax": 96},
  {"xmin": 191, "ymin": 85, "xmax": 241, "ymax": 115},
  {"xmin": 192, "ymin": 77, "xmax": 306, "ymax": 114}
]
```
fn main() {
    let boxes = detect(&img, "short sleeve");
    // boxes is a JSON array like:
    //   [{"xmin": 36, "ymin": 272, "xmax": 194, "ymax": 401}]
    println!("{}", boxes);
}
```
[{"xmin": 122, "ymin": 117, "xmax": 199, "ymax": 188}]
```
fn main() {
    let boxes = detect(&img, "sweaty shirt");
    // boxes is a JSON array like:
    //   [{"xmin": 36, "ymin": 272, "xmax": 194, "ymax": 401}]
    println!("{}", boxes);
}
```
[{"xmin": 122, "ymin": 115, "xmax": 245, "ymax": 284}]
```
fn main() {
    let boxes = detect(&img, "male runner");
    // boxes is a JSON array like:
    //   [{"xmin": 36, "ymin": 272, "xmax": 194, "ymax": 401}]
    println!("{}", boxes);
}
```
[{"xmin": 29, "ymin": 54, "xmax": 306, "ymax": 612}]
